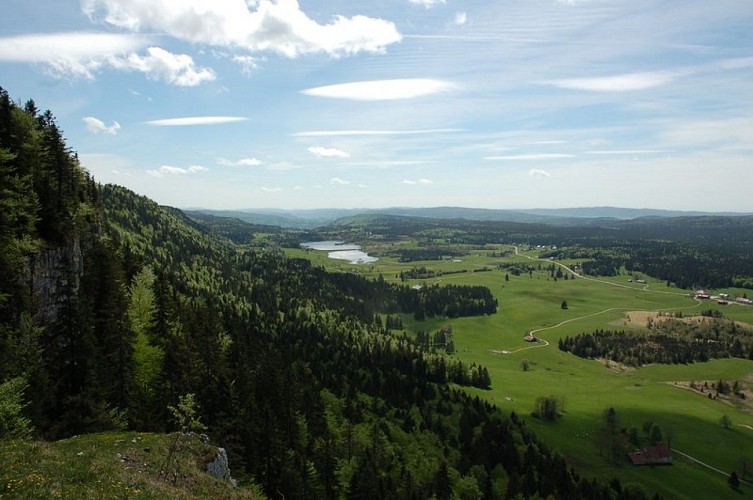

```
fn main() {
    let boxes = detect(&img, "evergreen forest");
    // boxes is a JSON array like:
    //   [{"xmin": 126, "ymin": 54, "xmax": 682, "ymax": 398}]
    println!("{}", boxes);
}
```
[{"xmin": 0, "ymin": 87, "xmax": 657, "ymax": 498}]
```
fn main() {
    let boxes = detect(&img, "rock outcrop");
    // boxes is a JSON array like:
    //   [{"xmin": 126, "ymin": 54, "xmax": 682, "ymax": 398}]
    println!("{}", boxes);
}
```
[
  {"xmin": 25, "ymin": 237, "xmax": 84, "ymax": 323},
  {"xmin": 206, "ymin": 447, "xmax": 237, "ymax": 487}
]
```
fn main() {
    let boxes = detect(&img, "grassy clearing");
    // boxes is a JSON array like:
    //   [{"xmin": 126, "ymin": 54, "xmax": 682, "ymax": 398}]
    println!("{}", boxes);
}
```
[
  {"xmin": 0, "ymin": 432, "xmax": 261, "ymax": 499},
  {"xmin": 295, "ymin": 242, "xmax": 753, "ymax": 499}
]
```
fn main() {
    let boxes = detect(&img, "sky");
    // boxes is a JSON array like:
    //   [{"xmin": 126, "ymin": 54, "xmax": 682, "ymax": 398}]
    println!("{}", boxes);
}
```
[{"xmin": 1, "ymin": 0, "xmax": 752, "ymax": 211}]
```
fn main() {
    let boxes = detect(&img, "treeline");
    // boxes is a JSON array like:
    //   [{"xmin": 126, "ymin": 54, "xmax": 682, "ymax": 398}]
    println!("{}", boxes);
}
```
[
  {"xmin": 0, "ymin": 87, "xmax": 651, "ymax": 499},
  {"xmin": 291, "ymin": 266, "xmax": 497, "ymax": 321},
  {"xmin": 559, "ymin": 317, "xmax": 753, "ymax": 366},
  {"xmin": 399, "ymin": 266, "xmax": 472, "ymax": 281},
  {"xmin": 407, "ymin": 284, "xmax": 497, "ymax": 319},
  {"xmin": 541, "ymin": 238, "xmax": 753, "ymax": 289},
  {"xmin": 390, "ymin": 247, "xmax": 466, "ymax": 262},
  {"xmin": 322, "ymin": 212, "xmax": 753, "ymax": 290}
]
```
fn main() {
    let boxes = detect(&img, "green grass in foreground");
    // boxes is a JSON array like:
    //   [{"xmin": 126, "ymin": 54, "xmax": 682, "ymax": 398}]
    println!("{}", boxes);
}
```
[
  {"xmin": 0, "ymin": 432, "xmax": 261, "ymax": 499},
  {"xmin": 294, "ymin": 243, "xmax": 753, "ymax": 499}
]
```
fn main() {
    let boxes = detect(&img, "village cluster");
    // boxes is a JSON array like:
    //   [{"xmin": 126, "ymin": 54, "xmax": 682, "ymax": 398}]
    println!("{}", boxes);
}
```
[{"xmin": 693, "ymin": 290, "xmax": 753, "ymax": 306}]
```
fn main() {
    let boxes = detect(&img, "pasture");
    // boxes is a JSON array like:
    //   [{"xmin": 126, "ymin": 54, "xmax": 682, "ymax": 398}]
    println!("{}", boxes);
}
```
[{"xmin": 289, "ymin": 243, "xmax": 753, "ymax": 498}]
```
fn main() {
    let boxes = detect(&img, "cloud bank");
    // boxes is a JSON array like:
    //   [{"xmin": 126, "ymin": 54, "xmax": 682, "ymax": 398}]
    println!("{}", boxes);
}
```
[
  {"xmin": 81, "ymin": 0, "xmax": 401, "ymax": 57},
  {"xmin": 0, "ymin": 32, "xmax": 214, "ymax": 85}
]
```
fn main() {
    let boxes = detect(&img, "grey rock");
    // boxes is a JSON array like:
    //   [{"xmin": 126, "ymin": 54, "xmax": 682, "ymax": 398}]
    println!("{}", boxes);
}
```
[{"xmin": 206, "ymin": 447, "xmax": 237, "ymax": 487}]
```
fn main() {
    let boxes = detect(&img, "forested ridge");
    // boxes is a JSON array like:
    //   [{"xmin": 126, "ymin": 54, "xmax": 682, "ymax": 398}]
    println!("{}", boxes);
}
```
[{"xmin": 0, "ymin": 87, "xmax": 653, "ymax": 498}]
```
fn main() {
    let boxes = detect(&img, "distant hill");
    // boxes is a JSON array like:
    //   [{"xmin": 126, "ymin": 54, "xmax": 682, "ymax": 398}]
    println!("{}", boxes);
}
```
[
  {"xmin": 184, "ymin": 209, "xmax": 319, "ymax": 228},
  {"xmin": 188, "ymin": 206, "xmax": 752, "ymax": 229},
  {"xmin": 518, "ymin": 207, "xmax": 752, "ymax": 219}
]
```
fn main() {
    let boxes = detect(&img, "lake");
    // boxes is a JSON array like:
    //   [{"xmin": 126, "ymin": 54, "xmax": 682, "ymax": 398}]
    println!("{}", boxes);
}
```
[{"xmin": 300, "ymin": 241, "xmax": 378, "ymax": 264}]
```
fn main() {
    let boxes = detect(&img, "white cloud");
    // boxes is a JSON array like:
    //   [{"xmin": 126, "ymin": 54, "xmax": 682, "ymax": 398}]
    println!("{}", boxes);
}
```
[
  {"xmin": 0, "ymin": 32, "xmax": 213, "ymax": 85},
  {"xmin": 83, "ymin": 116, "xmax": 121, "ymax": 135},
  {"xmin": 453, "ymin": 12, "xmax": 468, "ymax": 26},
  {"xmin": 145, "ymin": 116, "xmax": 249, "ymax": 126},
  {"xmin": 110, "ymin": 47, "xmax": 215, "ymax": 86},
  {"xmin": 82, "ymin": 0, "xmax": 401, "ymax": 57},
  {"xmin": 302, "ymin": 78, "xmax": 455, "ymax": 100},
  {"xmin": 541, "ymin": 71, "xmax": 678, "ymax": 92},
  {"xmin": 330, "ymin": 177, "xmax": 350, "ymax": 185},
  {"xmin": 409, "ymin": 0, "xmax": 446, "ymax": 8},
  {"xmin": 294, "ymin": 128, "xmax": 461, "ymax": 137},
  {"xmin": 485, "ymin": 154, "xmax": 574, "ymax": 160},
  {"xmin": 233, "ymin": 55, "xmax": 261, "ymax": 75},
  {"xmin": 528, "ymin": 169, "xmax": 551, "ymax": 178},
  {"xmin": 0, "ymin": 32, "xmax": 148, "ymax": 79},
  {"xmin": 403, "ymin": 178, "xmax": 433, "ymax": 185},
  {"xmin": 146, "ymin": 164, "xmax": 207, "ymax": 177},
  {"xmin": 217, "ymin": 156, "xmax": 263, "ymax": 166},
  {"xmin": 308, "ymin": 146, "xmax": 350, "ymax": 158},
  {"xmin": 261, "ymin": 187, "xmax": 283, "ymax": 192}
]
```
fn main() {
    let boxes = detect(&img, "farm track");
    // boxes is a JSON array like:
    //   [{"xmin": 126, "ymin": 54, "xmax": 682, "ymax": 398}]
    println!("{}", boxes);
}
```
[
  {"xmin": 671, "ymin": 448, "xmax": 753, "ymax": 487},
  {"xmin": 493, "ymin": 247, "xmax": 702, "ymax": 355},
  {"xmin": 485, "ymin": 246, "xmax": 753, "ymax": 493}
]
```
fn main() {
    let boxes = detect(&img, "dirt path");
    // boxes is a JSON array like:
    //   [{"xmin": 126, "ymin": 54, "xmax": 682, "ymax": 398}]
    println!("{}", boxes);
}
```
[
  {"xmin": 670, "ymin": 448, "xmax": 752, "ymax": 487},
  {"xmin": 671, "ymin": 448, "xmax": 730, "ymax": 477},
  {"xmin": 492, "ymin": 247, "xmax": 701, "ymax": 355}
]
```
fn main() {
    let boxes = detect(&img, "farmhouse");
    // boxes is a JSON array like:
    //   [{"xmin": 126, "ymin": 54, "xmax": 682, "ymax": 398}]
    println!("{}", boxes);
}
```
[
  {"xmin": 523, "ymin": 334, "xmax": 538, "ymax": 342},
  {"xmin": 736, "ymin": 297, "xmax": 753, "ymax": 306},
  {"xmin": 628, "ymin": 445, "xmax": 672, "ymax": 466}
]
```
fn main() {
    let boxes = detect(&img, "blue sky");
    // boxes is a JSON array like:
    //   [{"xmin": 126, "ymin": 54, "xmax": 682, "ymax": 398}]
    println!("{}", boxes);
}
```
[{"xmin": 1, "ymin": 0, "xmax": 752, "ymax": 211}]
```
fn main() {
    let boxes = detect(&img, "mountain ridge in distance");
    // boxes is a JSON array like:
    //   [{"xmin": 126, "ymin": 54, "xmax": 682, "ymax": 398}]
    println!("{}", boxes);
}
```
[{"xmin": 185, "ymin": 206, "xmax": 753, "ymax": 229}]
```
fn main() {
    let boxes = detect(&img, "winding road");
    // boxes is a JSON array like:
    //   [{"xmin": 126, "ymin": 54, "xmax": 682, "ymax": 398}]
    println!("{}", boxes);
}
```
[
  {"xmin": 492, "ymin": 246, "xmax": 702, "ymax": 355},
  {"xmin": 491, "ymin": 246, "xmax": 753, "ymax": 486}
]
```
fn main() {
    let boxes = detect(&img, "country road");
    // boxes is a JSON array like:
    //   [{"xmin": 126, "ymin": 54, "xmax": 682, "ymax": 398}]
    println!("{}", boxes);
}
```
[
  {"xmin": 492, "ymin": 246, "xmax": 702, "ymax": 355},
  {"xmin": 492, "ymin": 246, "xmax": 753, "ymax": 489}
]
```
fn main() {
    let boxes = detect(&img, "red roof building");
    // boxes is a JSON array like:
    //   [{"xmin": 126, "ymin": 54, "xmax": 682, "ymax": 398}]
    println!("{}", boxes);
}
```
[{"xmin": 628, "ymin": 445, "xmax": 672, "ymax": 465}]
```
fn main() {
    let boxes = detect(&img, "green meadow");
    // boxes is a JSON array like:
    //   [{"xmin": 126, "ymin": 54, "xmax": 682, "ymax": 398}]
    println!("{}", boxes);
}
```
[{"xmin": 290, "ymin": 243, "xmax": 753, "ymax": 499}]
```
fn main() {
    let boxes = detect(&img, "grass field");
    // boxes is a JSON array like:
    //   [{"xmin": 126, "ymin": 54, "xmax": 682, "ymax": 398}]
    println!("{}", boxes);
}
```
[{"xmin": 289, "ymin": 243, "xmax": 753, "ymax": 498}]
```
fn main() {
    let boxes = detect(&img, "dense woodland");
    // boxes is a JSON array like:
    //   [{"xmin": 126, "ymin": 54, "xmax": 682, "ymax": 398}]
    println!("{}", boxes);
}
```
[
  {"xmin": 559, "ymin": 315, "xmax": 753, "ymax": 367},
  {"xmin": 0, "ymin": 87, "xmax": 653, "ymax": 498}
]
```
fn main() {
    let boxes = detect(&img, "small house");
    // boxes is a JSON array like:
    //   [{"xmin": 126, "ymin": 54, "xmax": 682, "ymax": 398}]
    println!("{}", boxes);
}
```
[{"xmin": 628, "ymin": 445, "xmax": 672, "ymax": 466}]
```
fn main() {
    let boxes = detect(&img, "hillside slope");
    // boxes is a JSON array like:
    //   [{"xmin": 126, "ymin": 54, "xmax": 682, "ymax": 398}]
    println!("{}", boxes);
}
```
[{"xmin": 1, "ymin": 86, "xmax": 649, "ymax": 499}]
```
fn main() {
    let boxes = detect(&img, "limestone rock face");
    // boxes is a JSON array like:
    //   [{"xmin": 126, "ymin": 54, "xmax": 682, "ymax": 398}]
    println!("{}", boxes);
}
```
[
  {"xmin": 25, "ymin": 237, "xmax": 84, "ymax": 323},
  {"xmin": 206, "ymin": 447, "xmax": 237, "ymax": 487}
]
